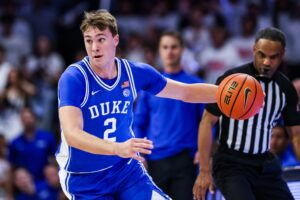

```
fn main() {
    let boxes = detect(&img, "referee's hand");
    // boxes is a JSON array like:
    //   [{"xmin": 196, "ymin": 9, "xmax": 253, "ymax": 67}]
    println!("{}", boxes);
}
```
[{"xmin": 193, "ymin": 170, "xmax": 215, "ymax": 200}]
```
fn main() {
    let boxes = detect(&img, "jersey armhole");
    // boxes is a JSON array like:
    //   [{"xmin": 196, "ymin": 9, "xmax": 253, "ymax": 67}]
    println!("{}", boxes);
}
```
[
  {"xmin": 122, "ymin": 59, "xmax": 137, "ymax": 99},
  {"xmin": 73, "ymin": 64, "xmax": 89, "ymax": 107}
]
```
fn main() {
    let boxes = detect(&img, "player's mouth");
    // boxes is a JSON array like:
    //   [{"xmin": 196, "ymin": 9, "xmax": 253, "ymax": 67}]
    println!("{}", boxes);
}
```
[{"xmin": 94, "ymin": 55, "xmax": 102, "ymax": 59}]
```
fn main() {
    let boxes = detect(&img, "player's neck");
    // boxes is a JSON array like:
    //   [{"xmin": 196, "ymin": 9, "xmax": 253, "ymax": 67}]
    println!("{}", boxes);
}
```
[{"xmin": 91, "ymin": 61, "xmax": 117, "ymax": 79}]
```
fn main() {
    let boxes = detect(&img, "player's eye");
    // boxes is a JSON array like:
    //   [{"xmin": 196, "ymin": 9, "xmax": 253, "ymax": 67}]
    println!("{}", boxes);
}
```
[
  {"xmin": 99, "ymin": 38, "xmax": 105, "ymax": 43},
  {"xmin": 85, "ymin": 39, "xmax": 92, "ymax": 44}
]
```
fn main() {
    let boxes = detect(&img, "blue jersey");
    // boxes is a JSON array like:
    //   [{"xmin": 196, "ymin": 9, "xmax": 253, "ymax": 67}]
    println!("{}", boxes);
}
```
[
  {"xmin": 56, "ymin": 57, "xmax": 167, "ymax": 173},
  {"xmin": 133, "ymin": 70, "xmax": 205, "ymax": 160}
]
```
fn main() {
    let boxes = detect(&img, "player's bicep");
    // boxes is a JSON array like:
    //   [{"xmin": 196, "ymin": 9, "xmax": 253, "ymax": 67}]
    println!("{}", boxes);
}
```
[{"xmin": 59, "ymin": 106, "xmax": 83, "ymax": 138}]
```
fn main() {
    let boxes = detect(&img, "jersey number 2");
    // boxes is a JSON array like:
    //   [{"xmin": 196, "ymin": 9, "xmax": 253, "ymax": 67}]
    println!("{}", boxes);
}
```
[{"xmin": 103, "ymin": 118, "xmax": 116, "ymax": 141}]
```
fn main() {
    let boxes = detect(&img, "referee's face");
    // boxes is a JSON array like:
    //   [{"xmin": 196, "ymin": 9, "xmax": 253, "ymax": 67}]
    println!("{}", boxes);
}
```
[{"xmin": 253, "ymin": 39, "xmax": 285, "ymax": 78}]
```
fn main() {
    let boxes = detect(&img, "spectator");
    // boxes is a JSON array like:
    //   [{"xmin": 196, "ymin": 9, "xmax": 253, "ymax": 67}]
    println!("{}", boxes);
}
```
[
  {"xmin": 198, "ymin": 24, "xmax": 242, "ymax": 83},
  {"xmin": 4, "ymin": 69, "xmax": 35, "ymax": 112},
  {"xmin": 8, "ymin": 107, "xmax": 56, "ymax": 181},
  {"xmin": 0, "ymin": 44, "xmax": 13, "ymax": 95},
  {"xmin": 0, "ymin": 134, "xmax": 12, "ymax": 200},
  {"xmin": 134, "ymin": 31, "xmax": 205, "ymax": 200},
  {"xmin": 25, "ymin": 35, "xmax": 64, "ymax": 130},
  {"xmin": 34, "ymin": 163, "xmax": 61, "ymax": 200},
  {"xmin": 0, "ymin": 13, "xmax": 31, "ymax": 67},
  {"xmin": 229, "ymin": 14, "xmax": 257, "ymax": 64},
  {"xmin": 13, "ymin": 167, "xmax": 38, "ymax": 200},
  {"xmin": 271, "ymin": 124, "xmax": 300, "ymax": 167},
  {"xmin": 0, "ymin": 68, "xmax": 34, "ymax": 142}
]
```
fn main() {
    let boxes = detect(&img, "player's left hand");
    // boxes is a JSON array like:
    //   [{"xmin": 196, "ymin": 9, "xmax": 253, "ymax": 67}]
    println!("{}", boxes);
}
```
[{"xmin": 114, "ymin": 138, "xmax": 153, "ymax": 162}]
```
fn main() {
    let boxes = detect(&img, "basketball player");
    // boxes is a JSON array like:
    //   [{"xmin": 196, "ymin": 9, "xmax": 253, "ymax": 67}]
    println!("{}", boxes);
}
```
[
  {"xmin": 56, "ymin": 10, "xmax": 218, "ymax": 200},
  {"xmin": 193, "ymin": 27, "xmax": 300, "ymax": 200},
  {"xmin": 133, "ymin": 31, "xmax": 204, "ymax": 200}
]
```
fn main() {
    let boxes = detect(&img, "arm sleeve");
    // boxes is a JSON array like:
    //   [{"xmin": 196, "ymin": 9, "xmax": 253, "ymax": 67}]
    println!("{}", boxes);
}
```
[
  {"xmin": 282, "ymin": 82, "xmax": 300, "ymax": 126},
  {"xmin": 133, "ymin": 91, "xmax": 150, "ymax": 138},
  {"xmin": 58, "ymin": 66, "xmax": 85, "ymax": 108},
  {"xmin": 130, "ymin": 62, "xmax": 167, "ymax": 95}
]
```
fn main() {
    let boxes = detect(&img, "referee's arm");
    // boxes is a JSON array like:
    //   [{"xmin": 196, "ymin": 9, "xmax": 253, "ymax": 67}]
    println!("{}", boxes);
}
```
[
  {"xmin": 286, "ymin": 125, "xmax": 300, "ymax": 161},
  {"xmin": 193, "ymin": 110, "xmax": 219, "ymax": 200}
]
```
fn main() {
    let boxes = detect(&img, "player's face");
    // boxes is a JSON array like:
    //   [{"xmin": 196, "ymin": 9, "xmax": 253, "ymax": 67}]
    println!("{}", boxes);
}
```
[
  {"xmin": 83, "ymin": 26, "xmax": 119, "ymax": 69},
  {"xmin": 159, "ymin": 35, "xmax": 183, "ymax": 68},
  {"xmin": 253, "ymin": 39, "xmax": 285, "ymax": 78}
]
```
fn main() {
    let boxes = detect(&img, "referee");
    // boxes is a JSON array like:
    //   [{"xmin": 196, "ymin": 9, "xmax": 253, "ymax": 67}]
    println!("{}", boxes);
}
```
[{"xmin": 193, "ymin": 27, "xmax": 300, "ymax": 200}]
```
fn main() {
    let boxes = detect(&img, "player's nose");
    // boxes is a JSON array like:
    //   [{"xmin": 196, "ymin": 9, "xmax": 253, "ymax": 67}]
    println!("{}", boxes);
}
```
[{"xmin": 92, "ymin": 42, "xmax": 100, "ymax": 52}]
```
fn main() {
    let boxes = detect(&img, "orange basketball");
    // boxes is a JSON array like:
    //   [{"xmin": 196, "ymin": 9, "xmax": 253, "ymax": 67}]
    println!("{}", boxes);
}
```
[{"xmin": 216, "ymin": 73, "xmax": 264, "ymax": 120}]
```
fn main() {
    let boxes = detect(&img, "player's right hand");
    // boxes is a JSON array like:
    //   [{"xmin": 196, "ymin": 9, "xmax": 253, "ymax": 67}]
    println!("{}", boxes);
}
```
[
  {"xmin": 114, "ymin": 138, "xmax": 153, "ymax": 162},
  {"xmin": 193, "ymin": 170, "xmax": 215, "ymax": 200}
]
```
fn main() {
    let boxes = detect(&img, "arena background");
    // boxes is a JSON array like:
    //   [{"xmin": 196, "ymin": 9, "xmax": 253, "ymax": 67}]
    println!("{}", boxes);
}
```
[{"xmin": 0, "ymin": 0, "xmax": 299, "ymax": 199}]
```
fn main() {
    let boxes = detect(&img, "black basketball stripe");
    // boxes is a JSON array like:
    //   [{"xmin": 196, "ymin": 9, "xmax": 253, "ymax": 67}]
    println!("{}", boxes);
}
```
[
  {"xmin": 238, "ymin": 76, "xmax": 258, "ymax": 119},
  {"xmin": 229, "ymin": 75, "xmax": 248, "ymax": 117},
  {"xmin": 219, "ymin": 73, "xmax": 241, "ymax": 113}
]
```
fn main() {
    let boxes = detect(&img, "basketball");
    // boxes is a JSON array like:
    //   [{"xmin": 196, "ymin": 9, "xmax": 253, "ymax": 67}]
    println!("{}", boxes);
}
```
[{"xmin": 216, "ymin": 73, "xmax": 264, "ymax": 120}]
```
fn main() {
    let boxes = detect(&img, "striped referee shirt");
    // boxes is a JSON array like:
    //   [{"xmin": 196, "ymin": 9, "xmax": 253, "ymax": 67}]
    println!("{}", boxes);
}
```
[{"xmin": 207, "ymin": 62, "xmax": 300, "ymax": 154}]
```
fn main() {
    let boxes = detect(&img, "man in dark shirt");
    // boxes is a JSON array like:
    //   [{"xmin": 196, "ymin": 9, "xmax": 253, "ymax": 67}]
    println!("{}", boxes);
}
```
[{"xmin": 193, "ymin": 27, "xmax": 300, "ymax": 200}]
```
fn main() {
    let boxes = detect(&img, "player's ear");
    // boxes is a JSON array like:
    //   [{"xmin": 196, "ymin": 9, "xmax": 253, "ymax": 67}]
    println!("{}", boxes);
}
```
[{"xmin": 114, "ymin": 34, "xmax": 119, "ymax": 46}]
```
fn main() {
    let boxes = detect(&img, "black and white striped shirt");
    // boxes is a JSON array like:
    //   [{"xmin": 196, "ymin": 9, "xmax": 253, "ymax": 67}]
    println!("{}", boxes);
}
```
[{"xmin": 207, "ymin": 62, "xmax": 300, "ymax": 154}]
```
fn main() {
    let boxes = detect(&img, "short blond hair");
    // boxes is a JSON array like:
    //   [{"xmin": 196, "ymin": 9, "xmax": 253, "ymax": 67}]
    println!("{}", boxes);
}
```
[{"xmin": 80, "ymin": 10, "xmax": 118, "ymax": 36}]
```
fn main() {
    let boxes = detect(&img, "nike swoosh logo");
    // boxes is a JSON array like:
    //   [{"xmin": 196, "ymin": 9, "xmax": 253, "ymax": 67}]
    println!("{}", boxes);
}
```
[
  {"xmin": 244, "ymin": 88, "xmax": 252, "ymax": 109},
  {"xmin": 91, "ymin": 90, "xmax": 101, "ymax": 95}
]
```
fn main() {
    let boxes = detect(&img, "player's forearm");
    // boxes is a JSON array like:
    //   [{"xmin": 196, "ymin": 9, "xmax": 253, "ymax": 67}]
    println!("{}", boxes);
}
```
[
  {"xmin": 64, "ymin": 128, "xmax": 117, "ymax": 155},
  {"xmin": 198, "ymin": 121, "xmax": 213, "ymax": 172},
  {"xmin": 157, "ymin": 79, "xmax": 218, "ymax": 103},
  {"xmin": 182, "ymin": 83, "xmax": 218, "ymax": 103}
]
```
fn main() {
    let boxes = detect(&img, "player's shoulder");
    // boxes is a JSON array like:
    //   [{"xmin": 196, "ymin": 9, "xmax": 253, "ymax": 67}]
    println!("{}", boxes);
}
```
[
  {"xmin": 122, "ymin": 59, "xmax": 153, "ymax": 70},
  {"xmin": 59, "ymin": 61, "xmax": 86, "ymax": 83},
  {"xmin": 119, "ymin": 58, "xmax": 157, "ymax": 75}
]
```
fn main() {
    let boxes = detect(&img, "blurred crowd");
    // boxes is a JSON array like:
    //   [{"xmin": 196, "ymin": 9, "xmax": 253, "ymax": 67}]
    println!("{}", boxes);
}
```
[{"xmin": 0, "ymin": 0, "xmax": 300, "ymax": 199}]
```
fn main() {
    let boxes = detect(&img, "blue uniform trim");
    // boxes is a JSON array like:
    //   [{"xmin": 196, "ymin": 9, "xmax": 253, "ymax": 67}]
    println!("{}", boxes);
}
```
[
  {"xmin": 73, "ymin": 64, "xmax": 89, "ymax": 107},
  {"xmin": 122, "ymin": 59, "xmax": 137, "ymax": 99},
  {"xmin": 82, "ymin": 57, "xmax": 121, "ymax": 91}
]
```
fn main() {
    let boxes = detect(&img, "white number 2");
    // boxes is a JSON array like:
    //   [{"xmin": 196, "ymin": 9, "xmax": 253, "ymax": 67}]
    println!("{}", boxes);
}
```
[{"xmin": 103, "ymin": 118, "xmax": 117, "ymax": 141}]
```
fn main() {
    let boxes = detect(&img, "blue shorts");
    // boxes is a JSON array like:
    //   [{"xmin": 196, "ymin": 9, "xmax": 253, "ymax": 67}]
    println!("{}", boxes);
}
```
[{"xmin": 59, "ymin": 159, "xmax": 171, "ymax": 200}]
